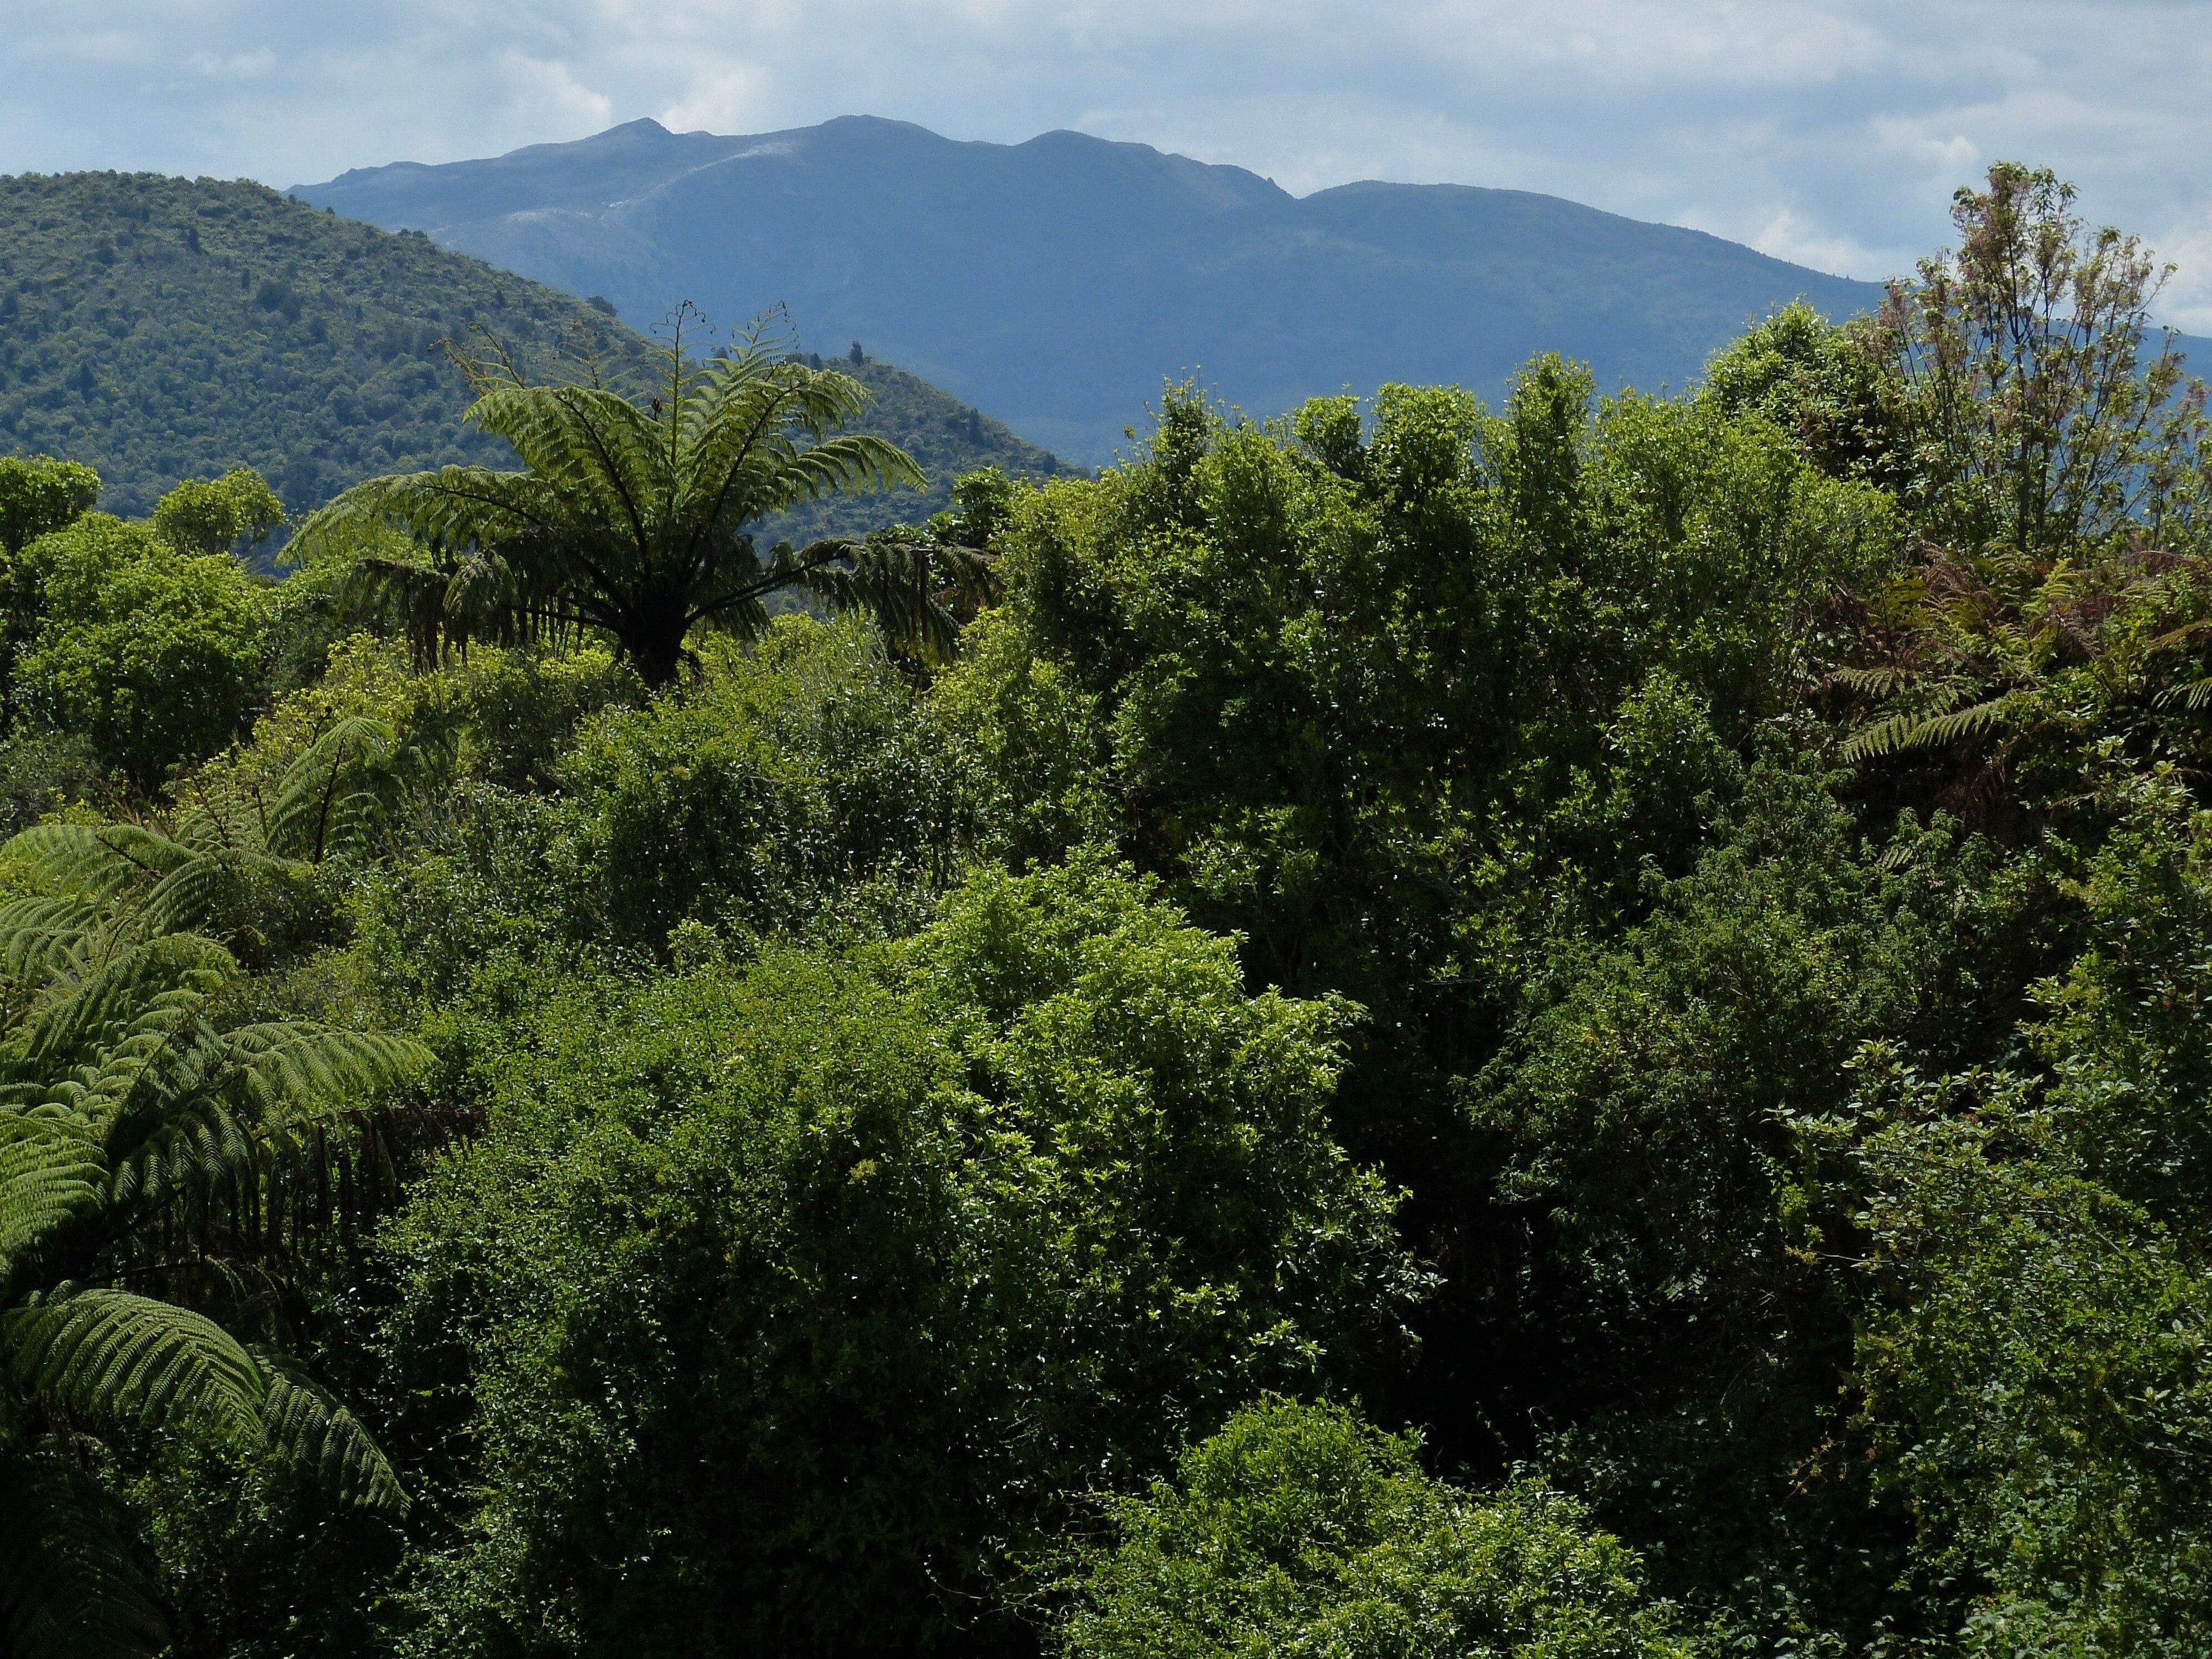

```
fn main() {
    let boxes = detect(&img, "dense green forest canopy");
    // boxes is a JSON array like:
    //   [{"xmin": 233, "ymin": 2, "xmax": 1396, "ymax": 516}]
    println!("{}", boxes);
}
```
[
  {"xmin": 2, "ymin": 160, "xmax": 2211, "ymax": 1659},
  {"xmin": 0, "ymin": 173, "xmax": 1067, "ymax": 532}
]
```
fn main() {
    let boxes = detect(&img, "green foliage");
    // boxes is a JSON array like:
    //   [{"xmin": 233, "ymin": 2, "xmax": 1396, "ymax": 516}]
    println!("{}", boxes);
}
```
[
  {"xmin": 379, "ymin": 858, "xmax": 1417, "ymax": 1656},
  {"xmin": 1057, "ymin": 1398, "xmax": 1687, "ymax": 1659},
  {"xmin": 985, "ymin": 365, "xmax": 1897, "ymax": 1077},
  {"xmin": 540, "ymin": 619, "xmax": 976, "ymax": 954},
  {"xmin": 1469, "ymin": 768, "xmax": 2027, "ymax": 1644},
  {"xmin": 931, "ymin": 604, "xmax": 1117, "ymax": 870},
  {"xmin": 0, "ymin": 813, "xmax": 429, "ymax": 1655},
  {"xmin": 1824, "ymin": 512, "xmax": 2212, "ymax": 823},
  {"xmin": 150, "ymin": 467, "xmax": 284, "ymax": 559},
  {"xmin": 1782, "ymin": 766, "xmax": 2212, "ymax": 1656},
  {"xmin": 0, "ymin": 456, "xmax": 98, "ymax": 555},
  {"xmin": 291, "ymin": 308, "xmax": 987, "ymax": 686},
  {"xmin": 1862, "ymin": 163, "xmax": 2209, "ymax": 557},
  {"xmin": 16, "ymin": 503, "xmax": 271, "ymax": 791},
  {"xmin": 1700, "ymin": 302, "xmax": 1905, "ymax": 490},
  {"xmin": 17, "ymin": 160, "xmax": 2212, "ymax": 1659},
  {"xmin": 0, "ymin": 174, "xmax": 627, "ymax": 521}
]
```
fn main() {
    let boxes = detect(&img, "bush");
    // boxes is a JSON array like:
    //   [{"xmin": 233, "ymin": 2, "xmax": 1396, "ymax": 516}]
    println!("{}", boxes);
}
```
[
  {"xmin": 17, "ymin": 508, "xmax": 269, "ymax": 790},
  {"xmin": 545, "ymin": 618, "xmax": 980, "ymax": 953},
  {"xmin": 1057, "ymin": 1397, "xmax": 1687, "ymax": 1659},
  {"xmin": 379, "ymin": 858, "xmax": 1420, "ymax": 1657}
]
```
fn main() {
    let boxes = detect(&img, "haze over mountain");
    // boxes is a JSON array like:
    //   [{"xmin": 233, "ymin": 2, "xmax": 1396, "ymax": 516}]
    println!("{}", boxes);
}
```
[{"xmin": 301, "ymin": 116, "xmax": 1906, "ymax": 465}]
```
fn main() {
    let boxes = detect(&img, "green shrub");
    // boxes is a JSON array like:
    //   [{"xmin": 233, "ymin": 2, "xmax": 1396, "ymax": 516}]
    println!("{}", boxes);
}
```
[
  {"xmin": 1058, "ymin": 1398, "xmax": 1687, "ymax": 1659},
  {"xmin": 17, "ymin": 508, "xmax": 269, "ymax": 790},
  {"xmin": 379, "ymin": 858, "xmax": 1419, "ymax": 1657}
]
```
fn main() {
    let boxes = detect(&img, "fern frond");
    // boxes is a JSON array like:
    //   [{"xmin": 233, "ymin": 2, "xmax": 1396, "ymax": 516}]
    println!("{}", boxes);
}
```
[
  {"xmin": 263, "ymin": 716, "xmax": 401, "ymax": 864},
  {"xmin": 0, "ymin": 896, "xmax": 106, "ymax": 983},
  {"xmin": 0, "ymin": 825, "xmax": 193, "ymax": 906},
  {"xmin": 1841, "ymin": 696, "xmax": 2015, "ymax": 762},
  {"xmin": 5, "ymin": 1285, "xmax": 265, "ymax": 1442},
  {"xmin": 129, "ymin": 849, "xmax": 307, "ymax": 944},
  {"xmin": 1897, "ymin": 697, "xmax": 2015, "ymax": 748},
  {"xmin": 0, "ymin": 832, "xmax": 298, "ymax": 979},
  {"xmin": 22, "ymin": 935, "xmax": 236, "ymax": 1070},
  {"xmin": 0, "ymin": 1116, "xmax": 105, "ymax": 1270},
  {"xmin": 1828, "ymin": 665, "xmax": 1918, "ymax": 697},
  {"xmin": 102, "ymin": 1092, "xmax": 255, "ymax": 1215},
  {"xmin": 804, "ymin": 540, "xmax": 963, "ymax": 665},
  {"xmin": 255, "ymin": 1349, "xmax": 408, "ymax": 1514},
  {"xmin": 291, "ymin": 465, "xmax": 568, "ymax": 561},
  {"xmin": 2154, "ymin": 676, "xmax": 2212, "ymax": 711},
  {"xmin": 0, "ymin": 1444, "xmax": 168, "ymax": 1659},
  {"xmin": 227, "ymin": 1025, "xmax": 432, "ymax": 1115}
]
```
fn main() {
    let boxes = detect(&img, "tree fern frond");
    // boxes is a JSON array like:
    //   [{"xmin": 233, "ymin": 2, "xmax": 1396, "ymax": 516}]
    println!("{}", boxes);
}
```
[
  {"xmin": 0, "ymin": 896, "xmax": 106, "ymax": 983},
  {"xmin": 103, "ymin": 1094, "xmax": 255, "ymax": 1214},
  {"xmin": 1897, "ymin": 697, "xmax": 2016, "ymax": 749},
  {"xmin": 2153, "ymin": 670, "xmax": 2212, "ymax": 709},
  {"xmin": 1, "ymin": 825, "xmax": 194, "ymax": 907},
  {"xmin": 291, "ymin": 465, "xmax": 569, "ymax": 559},
  {"xmin": 0, "ymin": 1444, "xmax": 168, "ymax": 1659},
  {"xmin": 1841, "ymin": 696, "xmax": 2015, "ymax": 761},
  {"xmin": 262, "ymin": 716, "xmax": 401, "ymax": 864},
  {"xmin": 129, "ymin": 848, "xmax": 308, "ymax": 942},
  {"xmin": 6, "ymin": 1285, "xmax": 265, "ymax": 1442},
  {"xmin": 226, "ymin": 1026, "xmax": 433, "ymax": 1115},
  {"xmin": 468, "ymin": 383, "xmax": 665, "ymax": 516},
  {"xmin": 255, "ymin": 1349, "xmax": 408, "ymax": 1514},
  {"xmin": 1828, "ymin": 665, "xmax": 1918, "ymax": 696},
  {"xmin": 805, "ymin": 540, "xmax": 964, "ymax": 665},
  {"xmin": 758, "ymin": 432, "xmax": 925, "ymax": 508},
  {"xmin": 0, "ymin": 1116, "xmax": 105, "ymax": 1270},
  {"xmin": 22, "ymin": 935, "xmax": 236, "ymax": 1069}
]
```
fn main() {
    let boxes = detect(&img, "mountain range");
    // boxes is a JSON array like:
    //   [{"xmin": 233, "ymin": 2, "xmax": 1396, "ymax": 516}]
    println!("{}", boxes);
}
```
[{"xmin": 301, "ymin": 116, "xmax": 1912, "ymax": 465}]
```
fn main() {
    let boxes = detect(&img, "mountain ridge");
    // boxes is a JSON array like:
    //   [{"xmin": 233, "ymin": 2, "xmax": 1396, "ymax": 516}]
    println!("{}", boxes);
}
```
[{"xmin": 299, "ymin": 116, "xmax": 1899, "ymax": 462}]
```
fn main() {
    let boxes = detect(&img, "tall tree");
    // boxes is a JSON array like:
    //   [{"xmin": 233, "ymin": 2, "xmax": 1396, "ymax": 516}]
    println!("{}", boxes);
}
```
[
  {"xmin": 1830, "ymin": 166, "xmax": 2212, "ymax": 805},
  {"xmin": 1864, "ymin": 161, "xmax": 2206, "ymax": 555},
  {"xmin": 293, "ymin": 311, "xmax": 973, "ymax": 688}
]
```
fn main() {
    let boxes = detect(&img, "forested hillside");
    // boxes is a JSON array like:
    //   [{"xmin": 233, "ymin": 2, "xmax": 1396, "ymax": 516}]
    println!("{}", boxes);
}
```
[
  {"xmin": 2, "ymin": 162, "xmax": 2211, "ymax": 1659},
  {"xmin": 0, "ymin": 172, "xmax": 1066, "ymax": 528}
]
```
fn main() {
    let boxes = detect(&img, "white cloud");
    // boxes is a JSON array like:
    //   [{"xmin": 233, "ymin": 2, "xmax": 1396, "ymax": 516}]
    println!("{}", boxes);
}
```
[
  {"xmin": 660, "ymin": 64, "xmax": 773, "ymax": 135},
  {"xmin": 1, "ymin": 1, "xmax": 2209, "ymax": 319}
]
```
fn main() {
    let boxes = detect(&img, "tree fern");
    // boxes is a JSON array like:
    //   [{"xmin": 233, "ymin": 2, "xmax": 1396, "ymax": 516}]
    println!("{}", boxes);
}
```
[
  {"xmin": 0, "ymin": 817, "xmax": 428, "ymax": 1653},
  {"xmin": 289, "ymin": 306, "xmax": 972, "ymax": 686},
  {"xmin": 0, "ymin": 712, "xmax": 426, "ymax": 998}
]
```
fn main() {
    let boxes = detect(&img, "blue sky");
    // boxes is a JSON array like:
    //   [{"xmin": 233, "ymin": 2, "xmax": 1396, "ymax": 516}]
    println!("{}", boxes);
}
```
[{"xmin": 7, "ymin": 0, "xmax": 2211, "ymax": 328}]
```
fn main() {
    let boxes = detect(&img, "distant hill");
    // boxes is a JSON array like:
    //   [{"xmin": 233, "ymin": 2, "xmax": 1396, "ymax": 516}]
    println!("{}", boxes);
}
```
[
  {"xmin": 300, "ymin": 116, "xmax": 1905, "ymax": 465},
  {"xmin": 0, "ymin": 171, "xmax": 1068, "ymax": 533}
]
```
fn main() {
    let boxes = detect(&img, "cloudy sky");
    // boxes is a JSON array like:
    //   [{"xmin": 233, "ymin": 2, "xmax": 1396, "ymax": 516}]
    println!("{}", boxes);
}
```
[{"xmin": 7, "ymin": 0, "xmax": 2210, "ymax": 328}]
